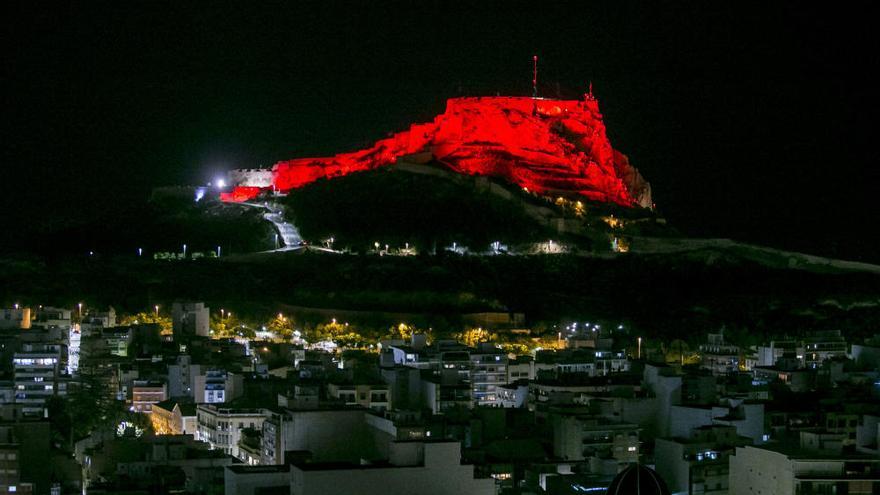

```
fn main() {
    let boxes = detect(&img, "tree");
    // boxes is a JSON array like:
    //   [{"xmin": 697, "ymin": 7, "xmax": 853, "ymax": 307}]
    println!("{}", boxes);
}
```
[
  {"xmin": 663, "ymin": 339, "xmax": 700, "ymax": 366},
  {"xmin": 64, "ymin": 362, "xmax": 124, "ymax": 443},
  {"xmin": 457, "ymin": 327, "xmax": 495, "ymax": 347},
  {"xmin": 210, "ymin": 313, "xmax": 242, "ymax": 339},
  {"xmin": 46, "ymin": 395, "xmax": 72, "ymax": 448},
  {"xmin": 118, "ymin": 312, "xmax": 172, "ymax": 335},
  {"xmin": 386, "ymin": 322, "xmax": 415, "ymax": 341},
  {"xmin": 267, "ymin": 313, "xmax": 294, "ymax": 340}
]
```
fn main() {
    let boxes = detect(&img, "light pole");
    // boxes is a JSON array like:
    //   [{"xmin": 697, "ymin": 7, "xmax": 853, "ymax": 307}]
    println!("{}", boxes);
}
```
[
  {"xmin": 78, "ymin": 303, "xmax": 83, "ymax": 318},
  {"xmin": 637, "ymin": 337, "xmax": 642, "ymax": 359},
  {"xmin": 138, "ymin": 247, "xmax": 143, "ymax": 257},
  {"xmin": 154, "ymin": 305, "xmax": 159, "ymax": 317},
  {"xmin": 182, "ymin": 244, "xmax": 187, "ymax": 258},
  {"xmin": 216, "ymin": 246, "xmax": 221, "ymax": 257}
]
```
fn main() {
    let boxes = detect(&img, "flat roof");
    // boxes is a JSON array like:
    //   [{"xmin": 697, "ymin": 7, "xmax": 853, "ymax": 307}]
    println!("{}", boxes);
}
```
[{"xmin": 227, "ymin": 464, "xmax": 290, "ymax": 474}]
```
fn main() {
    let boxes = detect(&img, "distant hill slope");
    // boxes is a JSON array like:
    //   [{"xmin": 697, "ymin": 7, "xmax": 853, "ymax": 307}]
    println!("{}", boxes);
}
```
[
  {"xmin": 1, "ymin": 188, "xmax": 275, "ymax": 257},
  {"xmin": 627, "ymin": 236, "xmax": 880, "ymax": 275},
  {"xmin": 280, "ymin": 165, "xmax": 558, "ymax": 251}
]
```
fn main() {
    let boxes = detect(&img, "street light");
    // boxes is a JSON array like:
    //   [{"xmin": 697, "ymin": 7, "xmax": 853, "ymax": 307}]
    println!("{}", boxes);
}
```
[
  {"xmin": 216, "ymin": 246, "xmax": 221, "ymax": 257},
  {"xmin": 182, "ymin": 244, "xmax": 187, "ymax": 258},
  {"xmin": 138, "ymin": 247, "xmax": 143, "ymax": 257},
  {"xmin": 221, "ymin": 309, "xmax": 225, "ymax": 319},
  {"xmin": 154, "ymin": 305, "xmax": 159, "ymax": 317},
  {"xmin": 637, "ymin": 337, "xmax": 642, "ymax": 359},
  {"xmin": 78, "ymin": 303, "xmax": 83, "ymax": 317}
]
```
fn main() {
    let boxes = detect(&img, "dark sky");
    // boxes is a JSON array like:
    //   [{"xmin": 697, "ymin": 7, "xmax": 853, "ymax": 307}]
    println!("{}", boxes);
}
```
[{"xmin": 3, "ymin": 2, "xmax": 879, "ymax": 261}]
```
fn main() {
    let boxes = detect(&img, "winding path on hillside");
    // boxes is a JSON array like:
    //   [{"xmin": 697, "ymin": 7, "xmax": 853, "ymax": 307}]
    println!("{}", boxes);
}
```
[{"xmin": 242, "ymin": 201, "xmax": 303, "ymax": 252}]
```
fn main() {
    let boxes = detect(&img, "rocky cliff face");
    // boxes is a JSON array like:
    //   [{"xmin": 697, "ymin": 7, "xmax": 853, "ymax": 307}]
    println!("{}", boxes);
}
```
[{"xmin": 225, "ymin": 95, "xmax": 651, "ymax": 208}]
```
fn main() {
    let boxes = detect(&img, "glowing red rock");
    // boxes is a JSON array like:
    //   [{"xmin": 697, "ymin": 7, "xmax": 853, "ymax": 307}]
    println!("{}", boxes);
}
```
[
  {"xmin": 226, "ymin": 95, "xmax": 651, "ymax": 208},
  {"xmin": 219, "ymin": 186, "xmax": 262, "ymax": 203}
]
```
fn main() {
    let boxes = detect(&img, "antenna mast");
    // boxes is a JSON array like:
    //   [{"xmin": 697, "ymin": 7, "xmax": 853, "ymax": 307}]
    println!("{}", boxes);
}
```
[
  {"xmin": 532, "ymin": 55, "xmax": 538, "ymax": 115},
  {"xmin": 532, "ymin": 55, "xmax": 538, "ymax": 98}
]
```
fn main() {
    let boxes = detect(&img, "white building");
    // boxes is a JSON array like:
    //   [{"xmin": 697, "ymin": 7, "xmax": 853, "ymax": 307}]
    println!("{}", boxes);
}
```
[
  {"xmin": 756, "ymin": 340, "xmax": 801, "ymax": 367},
  {"xmin": 289, "ymin": 441, "xmax": 494, "ymax": 495},
  {"xmin": 700, "ymin": 332, "xmax": 741, "ymax": 375},
  {"xmin": 386, "ymin": 337, "xmax": 513, "ymax": 408},
  {"xmin": 260, "ymin": 407, "xmax": 373, "ymax": 466},
  {"xmin": 802, "ymin": 330, "xmax": 848, "ymax": 369},
  {"xmin": 131, "ymin": 380, "xmax": 167, "ymax": 413},
  {"xmin": 0, "ymin": 307, "xmax": 30, "ymax": 329},
  {"xmin": 729, "ymin": 433, "xmax": 880, "ymax": 495},
  {"xmin": 194, "ymin": 369, "xmax": 243, "ymax": 404},
  {"xmin": 498, "ymin": 382, "xmax": 529, "ymax": 408},
  {"xmin": 506, "ymin": 356, "xmax": 537, "ymax": 382},
  {"xmin": 669, "ymin": 399, "xmax": 765, "ymax": 445},
  {"xmin": 13, "ymin": 343, "xmax": 67, "ymax": 417},
  {"xmin": 327, "ymin": 382, "xmax": 391, "ymax": 411},
  {"xmin": 172, "ymin": 302, "xmax": 210, "ymax": 339},
  {"xmin": 655, "ymin": 425, "xmax": 751, "ymax": 495},
  {"xmin": 225, "ymin": 464, "xmax": 290, "ymax": 495},
  {"xmin": 167, "ymin": 354, "xmax": 200, "ymax": 399},
  {"xmin": 552, "ymin": 415, "xmax": 640, "ymax": 473},
  {"xmin": 470, "ymin": 347, "xmax": 508, "ymax": 407},
  {"xmin": 34, "ymin": 306, "xmax": 72, "ymax": 330},
  {"xmin": 852, "ymin": 342, "xmax": 880, "ymax": 370},
  {"xmin": 197, "ymin": 404, "xmax": 266, "ymax": 460}
]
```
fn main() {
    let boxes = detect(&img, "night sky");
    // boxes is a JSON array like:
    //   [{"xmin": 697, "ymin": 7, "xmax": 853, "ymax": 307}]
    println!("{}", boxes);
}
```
[{"xmin": 3, "ymin": 3, "xmax": 878, "ymax": 261}]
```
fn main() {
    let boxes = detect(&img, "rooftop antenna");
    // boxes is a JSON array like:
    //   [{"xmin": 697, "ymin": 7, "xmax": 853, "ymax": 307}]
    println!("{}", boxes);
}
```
[{"xmin": 532, "ymin": 55, "xmax": 538, "ymax": 115}]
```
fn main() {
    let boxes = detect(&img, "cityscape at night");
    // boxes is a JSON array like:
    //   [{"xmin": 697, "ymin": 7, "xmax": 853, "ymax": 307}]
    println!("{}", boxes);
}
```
[{"xmin": 2, "ymin": 3, "xmax": 879, "ymax": 495}]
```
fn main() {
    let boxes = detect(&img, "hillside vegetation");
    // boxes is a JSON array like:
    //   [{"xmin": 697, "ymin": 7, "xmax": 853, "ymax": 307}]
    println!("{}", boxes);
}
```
[{"xmin": 281, "ymin": 168, "xmax": 555, "ymax": 252}]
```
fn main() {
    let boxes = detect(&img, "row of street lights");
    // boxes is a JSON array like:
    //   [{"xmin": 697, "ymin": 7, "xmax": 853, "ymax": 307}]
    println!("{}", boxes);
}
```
[{"xmin": 133, "ymin": 245, "xmax": 222, "ymax": 258}]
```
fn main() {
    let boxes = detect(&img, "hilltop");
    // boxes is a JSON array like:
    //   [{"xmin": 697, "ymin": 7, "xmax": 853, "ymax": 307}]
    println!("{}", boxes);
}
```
[{"xmin": 224, "ymin": 95, "xmax": 651, "ymax": 208}]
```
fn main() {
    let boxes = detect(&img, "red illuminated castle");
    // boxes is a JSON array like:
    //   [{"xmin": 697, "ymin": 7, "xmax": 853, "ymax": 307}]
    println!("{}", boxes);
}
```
[{"xmin": 222, "ymin": 94, "xmax": 652, "ymax": 208}]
